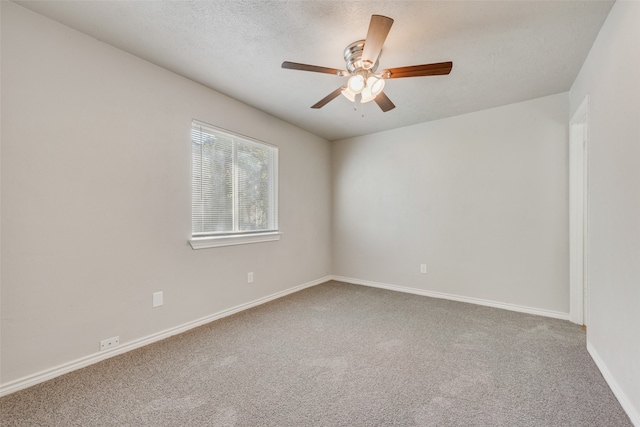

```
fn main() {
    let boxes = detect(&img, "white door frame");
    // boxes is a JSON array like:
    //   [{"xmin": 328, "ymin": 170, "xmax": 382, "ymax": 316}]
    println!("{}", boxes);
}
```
[{"xmin": 569, "ymin": 96, "xmax": 589, "ymax": 325}]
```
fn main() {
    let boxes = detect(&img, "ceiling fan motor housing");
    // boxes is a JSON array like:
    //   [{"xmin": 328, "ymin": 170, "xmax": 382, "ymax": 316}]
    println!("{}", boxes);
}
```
[{"xmin": 344, "ymin": 40, "xmax": 379, "ymax": 75}]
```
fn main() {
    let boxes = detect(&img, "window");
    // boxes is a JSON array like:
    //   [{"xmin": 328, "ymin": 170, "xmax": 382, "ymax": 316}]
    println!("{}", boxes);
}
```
[{"xmin": 190, "ymin": 120, "xmax": 279, "ymax": 249}]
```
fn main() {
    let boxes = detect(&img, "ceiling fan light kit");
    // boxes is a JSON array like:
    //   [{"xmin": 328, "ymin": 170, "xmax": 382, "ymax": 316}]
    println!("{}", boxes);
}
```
[{"xmin": 282, "ymin": 14, "xmax": 453, "ymax": 113}]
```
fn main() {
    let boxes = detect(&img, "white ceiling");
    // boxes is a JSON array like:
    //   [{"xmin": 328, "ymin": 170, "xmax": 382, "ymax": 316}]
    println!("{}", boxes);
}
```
[{"xmin": 14, "ymin": 0, "xmax": 614, "ymax": 141}]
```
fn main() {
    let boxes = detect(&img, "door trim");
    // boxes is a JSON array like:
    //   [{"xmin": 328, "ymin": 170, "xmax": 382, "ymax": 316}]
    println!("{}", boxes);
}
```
[{"xmin": 569, "ymin": 96, "xmax": 589, "ymax": 325}]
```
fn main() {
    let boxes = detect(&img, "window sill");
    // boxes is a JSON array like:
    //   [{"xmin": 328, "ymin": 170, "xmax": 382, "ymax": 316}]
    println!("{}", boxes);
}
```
[{"xmin": 189, "ymin": 232, "xmax": 282, "ymax": 249}]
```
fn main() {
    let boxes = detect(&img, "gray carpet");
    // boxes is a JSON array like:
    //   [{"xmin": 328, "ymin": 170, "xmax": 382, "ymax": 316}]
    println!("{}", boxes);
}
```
[{"xmin": 0, "ymin": 281, "xmax": 632, "ymax": 426}]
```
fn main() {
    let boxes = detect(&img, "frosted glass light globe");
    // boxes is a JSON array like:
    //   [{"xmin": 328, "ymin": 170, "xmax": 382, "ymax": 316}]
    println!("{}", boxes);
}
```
[{"xmin": 347, "ymin": 75, "xmax": 365, "ymax": 93}]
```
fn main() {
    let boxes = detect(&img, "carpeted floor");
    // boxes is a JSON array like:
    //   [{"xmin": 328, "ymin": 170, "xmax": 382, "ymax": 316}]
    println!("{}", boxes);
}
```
[{"xmin": 0, "ymin": 281, "xmax": 632, "ymax": 426}]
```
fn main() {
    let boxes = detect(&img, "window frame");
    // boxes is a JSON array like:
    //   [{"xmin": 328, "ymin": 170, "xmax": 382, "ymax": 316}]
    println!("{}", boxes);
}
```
[{"xmin": 189, "ymin": 120, "xmax": 281, "ymax": 249}]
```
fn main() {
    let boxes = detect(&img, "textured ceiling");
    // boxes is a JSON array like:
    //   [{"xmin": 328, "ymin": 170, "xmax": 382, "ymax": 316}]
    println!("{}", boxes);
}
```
[{"xmin": 14, "ymin": 0, "xmax": 614, "ymax": 141}]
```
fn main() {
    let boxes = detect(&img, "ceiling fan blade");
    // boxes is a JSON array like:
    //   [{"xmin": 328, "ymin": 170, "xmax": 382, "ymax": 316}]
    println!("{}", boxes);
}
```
[
  {"xmin": 374, "ymin": 91, "xmax": 395, "ymax": 112},
  {"xmin": 311, "ymin": 86, "xmax": 345, "ymax": 109},
  {"xmin": 282, "ymin": 61, "xmax": 345, "ymax": 76},
  {"xmin": 362, "ymin": 15, "xmax": 394, "ymax": 69},
  {"xmin": 383, "ymin": 61, "xmax": 453, "ymax": 78}
]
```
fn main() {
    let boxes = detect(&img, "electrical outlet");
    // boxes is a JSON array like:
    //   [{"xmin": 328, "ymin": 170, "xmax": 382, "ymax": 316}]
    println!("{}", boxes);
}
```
[
  {"xmin": 420, "ymin": 264, "xmax": 427, "ymax": 274},
  {"xmin": 100, "ymin": 336, "xmax": 120, "ymax": 351},
  {"xmin": 153, "ymin": 291, "xmax": 163, "ymax": 307},
  {"xmin": 248, "ymin": 272, "xmax": 254, "ymax": 283}
]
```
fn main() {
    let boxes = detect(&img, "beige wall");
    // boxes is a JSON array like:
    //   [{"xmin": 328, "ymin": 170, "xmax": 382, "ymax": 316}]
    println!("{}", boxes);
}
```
[
  {"xmin": 332, "ymin": 93, "xmax": 569, "ymax": 314},
  {"xmin": 569, "ymin": 1, "xmax": 640, "ymax": 421},
  {"xmin": 1, "ymin": 2, "xmax": 331, "ymax": 384}
]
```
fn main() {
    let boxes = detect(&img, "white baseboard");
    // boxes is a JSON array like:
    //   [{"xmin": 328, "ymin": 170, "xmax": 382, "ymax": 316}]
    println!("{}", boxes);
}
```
[
  {"xmin": 331, "ymin": 275, "xmax": 570, "ymax": 321},
  {"xmin": 587, "ymin": 342, "xmax": 640, "ymax": 426},
  {"xmin": 0, "ymin": 276, "xmax": 330, "ymax": 398}
]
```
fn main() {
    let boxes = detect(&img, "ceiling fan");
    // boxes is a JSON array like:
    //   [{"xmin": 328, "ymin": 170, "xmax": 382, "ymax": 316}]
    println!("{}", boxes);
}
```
[{"xmin": 282, "ymin": 14, "xmax": 453, "ymax": 112}]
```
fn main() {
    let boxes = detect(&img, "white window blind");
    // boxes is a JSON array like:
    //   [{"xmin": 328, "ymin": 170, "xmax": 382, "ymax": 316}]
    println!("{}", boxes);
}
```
[{"xmin": 191, "ymin": 121, "xmax": 278, "ymax": 239}]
